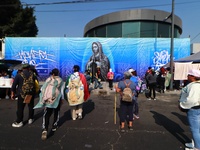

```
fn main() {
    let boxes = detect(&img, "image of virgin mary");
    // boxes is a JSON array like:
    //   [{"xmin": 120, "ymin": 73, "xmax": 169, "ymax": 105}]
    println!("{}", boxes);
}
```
[{"xmin": 86, "ymin": 41, "xmax": 110, "ymax": 81}]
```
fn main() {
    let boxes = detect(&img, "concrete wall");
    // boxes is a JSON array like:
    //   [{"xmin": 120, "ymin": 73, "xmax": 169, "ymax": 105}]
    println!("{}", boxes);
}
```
[{"xmin": 191, "ymin": 43, "xmax": 200, "ymax": 54}]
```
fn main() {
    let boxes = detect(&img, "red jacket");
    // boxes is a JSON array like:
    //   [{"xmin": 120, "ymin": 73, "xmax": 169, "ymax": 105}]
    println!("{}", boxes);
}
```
[
  {"xmin": 79, "ymin": 73, "xmax": 90, "ymax": 101},
  {"xmin": 107, "ymin": 72, "xmax": 114, "ymax": 80}
]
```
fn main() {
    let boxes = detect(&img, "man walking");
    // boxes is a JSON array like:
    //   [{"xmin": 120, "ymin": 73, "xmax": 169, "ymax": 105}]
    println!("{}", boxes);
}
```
[{"xmin": 11, "ymin": 63, "xmax": 37, "ymax": 127}]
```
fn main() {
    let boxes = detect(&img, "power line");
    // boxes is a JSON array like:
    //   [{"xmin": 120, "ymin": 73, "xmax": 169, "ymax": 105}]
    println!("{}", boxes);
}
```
[
  {"xmin": 0, "ymin": 0, "xmax": 199, "ymax": 8},
  {"xmin": 191, "ymin": 32, "xmax": 200, "ymax": 42},
  {"xmin": 21, "ymin": 0, "xmax": 139, "ymax": 6},
  {"xmin": 31, "ymin": 1, "xmax": 200, "ymax": 13}
]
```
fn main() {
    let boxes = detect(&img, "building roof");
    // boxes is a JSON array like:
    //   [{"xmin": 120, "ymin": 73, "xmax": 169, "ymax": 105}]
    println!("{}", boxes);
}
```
[{"xmin": 84, "ymin": 9, "xmax": 182, "ymax": 36}]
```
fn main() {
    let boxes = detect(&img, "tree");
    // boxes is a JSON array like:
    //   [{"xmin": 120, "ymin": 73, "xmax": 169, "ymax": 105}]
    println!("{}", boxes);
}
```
[{"xmin": 0, "ymin": 0, "xmax": 38, "ymax": 38}]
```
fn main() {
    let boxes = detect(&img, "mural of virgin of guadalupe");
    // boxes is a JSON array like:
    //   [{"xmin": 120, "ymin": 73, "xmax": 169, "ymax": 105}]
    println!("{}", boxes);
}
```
[{"xmin": 86, "ymin": 41, "xmax": 110, "ymax": 81}]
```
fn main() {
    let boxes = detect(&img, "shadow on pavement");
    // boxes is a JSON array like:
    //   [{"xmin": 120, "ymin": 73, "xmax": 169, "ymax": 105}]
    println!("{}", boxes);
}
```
[
  {"xmin": 83, "ymin": 99, "xmax": 95, "ymax": 118},
  {"xmin": 150, "ymin": 110, "xmax": 190, "ymax": 145},
  {"xmin": 171, "ymin": 112, "xmax": 189, "ymax": 126}
]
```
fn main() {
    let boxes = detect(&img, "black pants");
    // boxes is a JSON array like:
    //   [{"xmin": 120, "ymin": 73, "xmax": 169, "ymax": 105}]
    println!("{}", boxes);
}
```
[
  {"xmin": 120, "ymin": 101, "xmax": 133, "ymax": 122},
  {"xmin": 148, "ymin": 83, "xmax": 156, "ymax": 99},
  {"xmin": 42, "ymin": 102, "xmax": 61, "ymax": 130},
  {"xmin": 174, "ymin": 80, "xmax": 180, "ymax": 90},
  {"xmin": 16, "ymin": 95, "xmax": 34, "ymax": 123},
  {"xmin": 108, "ymin": 79, "xmax": 113, "ymax": 89}
]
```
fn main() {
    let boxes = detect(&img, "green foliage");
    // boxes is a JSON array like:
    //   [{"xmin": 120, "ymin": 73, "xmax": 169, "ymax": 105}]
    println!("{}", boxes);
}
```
[{"xmin": 0, "ymin": 0, "xmax": 38, "ymax": 38}]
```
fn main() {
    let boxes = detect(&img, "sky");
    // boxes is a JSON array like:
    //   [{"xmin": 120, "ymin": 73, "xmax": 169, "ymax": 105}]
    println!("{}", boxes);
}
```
[{"xmin": 21, "ymin": 0, "xmax": 200, "ymax": 43}]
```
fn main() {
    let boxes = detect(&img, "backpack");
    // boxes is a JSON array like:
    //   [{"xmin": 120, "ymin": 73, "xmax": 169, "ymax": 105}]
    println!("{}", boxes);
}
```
[
  {"xmin": 67, "ymin": 73, "xmax": 84, "ymax": 105},
  {"xmin": 121, "ymin": 81, "xmax": 133, "ymax": 102},
  {"xmin": 20, "ymin": 72, "xmax": 35, "ymax": 98}
]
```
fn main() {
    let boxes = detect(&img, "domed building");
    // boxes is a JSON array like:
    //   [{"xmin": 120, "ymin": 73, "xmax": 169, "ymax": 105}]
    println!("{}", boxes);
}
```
[{"xmin": 84, "ymin": 9, "xmax": 182, "ymax": 38}]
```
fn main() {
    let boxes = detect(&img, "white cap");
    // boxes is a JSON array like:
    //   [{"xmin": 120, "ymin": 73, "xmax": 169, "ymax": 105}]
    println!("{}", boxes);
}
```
[
  {"xmin": 128, "ymin": 68, "xmax": 135, "ymax": 73},
  {"xmin": 188, "ymin": 69, "xmax": 200, "ymax": 77}
]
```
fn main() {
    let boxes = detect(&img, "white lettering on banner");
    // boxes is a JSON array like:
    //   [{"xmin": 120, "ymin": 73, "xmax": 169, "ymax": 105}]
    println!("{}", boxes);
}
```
[{"xmin": 153, "ymin": 50, "xmax": 170, "ymax": 70}]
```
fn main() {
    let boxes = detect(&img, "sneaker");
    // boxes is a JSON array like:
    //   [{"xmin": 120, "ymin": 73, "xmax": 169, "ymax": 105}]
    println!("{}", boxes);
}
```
[
  {"xmin": 185, "ymin": 140, "xmax": 194, "ymax": 148},
  {"xmin": 185, "ymin": 148, "xmax": 194, "ymax": 150},
  {"xmin": 153, "ymin": 98, "xmax": 156, "ymax": 101},
  {"xmin": 147, "ymin": 98, "xmax": 151, "ymax": 100},
  {"xmin": 12, "ymin": 122, "xmax": 23, "ymax": 128},
  {"xmin": 128, "ymin": 126, "xmax": 133, "ymax": 131},
  {"xmin": 52, "ymin": 125, "xmax": 58, "ymax": 131},
  {"xmin": 78, "ymin": 113, "xmax": 82, "ymax": 120},
  {"xmin": 120, "ymin": 127, "xmax": 125, "ymax": 132},
  {"xmin": 28, "ymin": 119, "xmax": 34, "ymax": 124},
  {"xmin": 72, "ymin": 118, "xmax": 76, "ymax": 121},
  {"xmin": 5, "ymin": 95, "xmax": 9, "ymax": 99},
  {"xmin": 133, "ymin": 114, "xmax": 140, "ymax": 119},
  {"xmin": 41, "ymin": 130, "xmax": 47, "ymax": 140}
]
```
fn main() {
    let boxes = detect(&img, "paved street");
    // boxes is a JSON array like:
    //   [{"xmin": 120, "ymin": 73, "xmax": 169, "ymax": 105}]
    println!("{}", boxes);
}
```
[{"xmin": 0, "ymin": 82, "xmax": 192, "ymax": 150}]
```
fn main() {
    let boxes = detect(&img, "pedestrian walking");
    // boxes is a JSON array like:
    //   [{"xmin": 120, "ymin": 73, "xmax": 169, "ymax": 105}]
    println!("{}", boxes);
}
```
[
  {"xmin": 34, "ymin": 68, "xmax": 65, "ymax": 140},
  {"xmin": 179, "ymin": 69, "xmax": 200, "ymax": 150},
  {"xmin": 11, "ymin": 63, "xmax": 37, "ymax": 127},
  {"xmin": 65, "ymin": 65, "xmax": 90, "ymax": 121}
]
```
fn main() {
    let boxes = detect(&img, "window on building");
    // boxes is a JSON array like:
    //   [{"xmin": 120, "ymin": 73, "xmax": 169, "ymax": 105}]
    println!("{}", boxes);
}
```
[
  {"xmin": 95, "ymin": 26, "xmax": 106, "ymax": 37},
  {"xmin": 122, "ymin": 22, "xmax": 140, "ymax": 37},
  {"xmin": 86, "ymin": 30, "xmax": 95, "ymax": 37},
  {"xmin": 158, "ymin": 23, "xmax": 170, "ymax": 37},
  {"xmin": 107, "ymin": 23, "xmax": 122, "ymax": 37},
  {"xmin": 140, "ymin": 22, "xmax": 157, "ymax": 37}
]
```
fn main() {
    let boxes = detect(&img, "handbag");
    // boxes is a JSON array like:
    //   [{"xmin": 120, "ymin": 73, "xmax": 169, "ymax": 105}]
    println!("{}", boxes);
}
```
[{"xmin": 23, "ymin": 95, "xmax": 32, "ymax": 103}]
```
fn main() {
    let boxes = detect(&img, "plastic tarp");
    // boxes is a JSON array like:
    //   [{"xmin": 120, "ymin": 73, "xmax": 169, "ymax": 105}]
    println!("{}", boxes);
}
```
[
  {"xmin": 4, "ymin": 37, "xmax": 190, "ymax": 81},
  {"xmin": 175, "ymin": 51, "xmax": 200, "ymax": 63}
]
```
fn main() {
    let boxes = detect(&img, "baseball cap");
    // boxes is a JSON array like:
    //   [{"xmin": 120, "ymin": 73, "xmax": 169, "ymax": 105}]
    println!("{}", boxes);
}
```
[
  {"xmin": 22, "ymin": 63, "xmax": 30, "ymax": 69},
  {"xmin": 128, "ymin": 68, "xmax": 135, "ymax": 73},
  {"xmin": 188, "ymin": 69, "xmax": 200, "ymax": 77}
]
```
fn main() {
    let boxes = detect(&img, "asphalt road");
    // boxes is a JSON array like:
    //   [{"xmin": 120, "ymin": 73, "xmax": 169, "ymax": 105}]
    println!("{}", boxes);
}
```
[{"xmin": 0, "ymin": 84, "xmax": 192, "ymax": 150}]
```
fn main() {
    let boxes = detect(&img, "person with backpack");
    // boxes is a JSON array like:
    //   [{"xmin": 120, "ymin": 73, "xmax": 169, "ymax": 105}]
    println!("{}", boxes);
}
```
[
  {"xmin": 34, "ymin": 68, "xmax": 65, "ymax": 140},
  {"xmin": 11, "ymin": 63, "xmax": 37, "ymax": 127},
  {"xmin": 65, "ymin": 65, "xmax": 89, "ymax": 121},
  {"xmin": 115, "ymin": 71, "xmax": 137, "ymax": 132}
]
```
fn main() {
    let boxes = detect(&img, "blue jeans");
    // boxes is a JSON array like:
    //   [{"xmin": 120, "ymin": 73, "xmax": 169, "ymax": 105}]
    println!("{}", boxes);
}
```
[
  {"xmin": 187, "ymin": 108, "xmax": 200, "ymax": 149},
  {"xmin": 94, "ymin": 78, "xmax": 102, "ymax": 89}
]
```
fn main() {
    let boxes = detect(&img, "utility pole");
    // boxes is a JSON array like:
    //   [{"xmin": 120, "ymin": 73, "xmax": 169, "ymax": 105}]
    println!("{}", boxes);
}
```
[{"xmin": 169, "ymin": 0, "xmax": 174, "ymax": 90}]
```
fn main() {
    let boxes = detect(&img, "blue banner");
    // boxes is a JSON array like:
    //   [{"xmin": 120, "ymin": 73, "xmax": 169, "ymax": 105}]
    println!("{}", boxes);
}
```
[{"xmin": 5, "ymin": 37, "xmax": 190, "ymax": 81}]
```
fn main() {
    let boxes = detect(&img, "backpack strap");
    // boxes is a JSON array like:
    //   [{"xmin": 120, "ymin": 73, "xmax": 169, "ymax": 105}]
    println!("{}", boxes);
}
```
[
  {"xmin": 124, "ymin": 80, "xmax": 131, "ymax": 87},
  {"xmin": 20, "ymin": 71, "xmax": 33, "ymax": 80}
]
